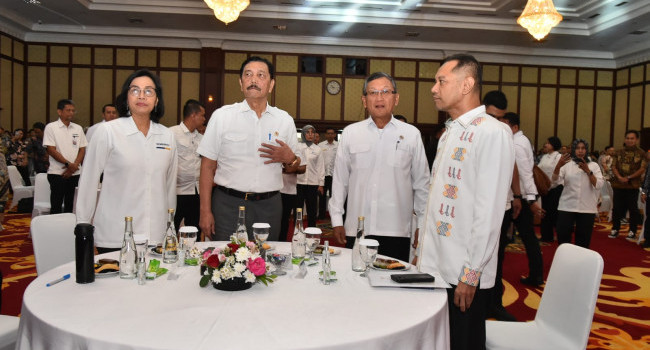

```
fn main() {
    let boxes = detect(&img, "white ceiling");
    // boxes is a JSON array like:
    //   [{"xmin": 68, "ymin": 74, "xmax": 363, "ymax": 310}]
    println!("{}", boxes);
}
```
[{"xmin": 1, "ymin": 0, "xmax": 649, "ymax": 68}]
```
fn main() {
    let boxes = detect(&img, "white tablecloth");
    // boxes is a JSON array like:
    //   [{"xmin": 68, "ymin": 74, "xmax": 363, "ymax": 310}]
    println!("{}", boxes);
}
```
[{"xmin": 17, "ymin": 242, "xmax": 449, "ymax": 350}]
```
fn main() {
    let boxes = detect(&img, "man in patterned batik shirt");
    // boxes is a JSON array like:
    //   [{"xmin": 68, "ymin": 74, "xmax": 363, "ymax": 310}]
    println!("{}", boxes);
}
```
[{"xmin": 416, "ymin": 54, "xmax": 514, "ymax": 350}]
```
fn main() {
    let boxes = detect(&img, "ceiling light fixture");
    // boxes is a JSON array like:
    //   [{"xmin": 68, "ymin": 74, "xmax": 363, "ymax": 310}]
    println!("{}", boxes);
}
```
[
  {"xmin": 204, "ymin": 0, "xmax": 250, "ymax": 25},
  {"xmin": 517, "ymin": 0, "xmax": 563, "ymax": 41}
]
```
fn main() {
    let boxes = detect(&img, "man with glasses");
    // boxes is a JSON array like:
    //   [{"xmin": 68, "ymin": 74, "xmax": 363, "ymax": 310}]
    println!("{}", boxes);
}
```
[
  {"xmin": 43, "ymin": 99, "xmax": 87, "ymax": 213},
  {"xmin": 329, "ymin": 72, "xmax": 429, "ymax": 262},
  {"xmin": 198, "ymin": 56, "xmax": 301, "ymax": 242},
  {"xmin": 318, "ymin": 127, "xmax": 338, "ymax": 219}
]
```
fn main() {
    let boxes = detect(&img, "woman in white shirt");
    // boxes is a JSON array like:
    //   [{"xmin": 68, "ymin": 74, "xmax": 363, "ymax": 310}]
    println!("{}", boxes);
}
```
[
  {"xmin": 296, "ymin": 125, "xmax": 324, "ymax": 228},
  {"xmin": 76, "ymin": 69, "xmax": 177, "ymax": 253},
  {"xmin": 552, "ymin": 139, "xmax": 604, "ymax": 248},
  {"xmin": 538, "ymin": 136, "xmax": 563, "ymax": 242}
]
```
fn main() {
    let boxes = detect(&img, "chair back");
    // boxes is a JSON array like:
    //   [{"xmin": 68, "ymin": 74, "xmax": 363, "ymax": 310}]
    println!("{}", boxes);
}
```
[
  {"xmin": 30, "ymin": 213, "xmax": 77, "ymax": 275},
  {"xmin": 32, "ymin": 173, "xmax": 51, "ymax": 216},
  {"xmin": 7, "ymin": 165, "xmax": 25, "ymax": 188},
  {"xmin": 535, "ymin": 244, "xmax": 603, "ymax": 349},
  {"xmin": 0, "ymin": 315, "xmax": 20, "ymax": 350}
]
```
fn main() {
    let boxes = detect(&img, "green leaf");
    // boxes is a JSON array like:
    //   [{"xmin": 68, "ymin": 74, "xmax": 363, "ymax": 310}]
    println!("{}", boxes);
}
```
[{"xmin": 199, "ymin": 275, "xmax": 210, "ymax": 287}]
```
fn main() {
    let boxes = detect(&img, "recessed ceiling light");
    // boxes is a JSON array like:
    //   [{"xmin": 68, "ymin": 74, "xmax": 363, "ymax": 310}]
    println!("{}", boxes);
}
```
[
  {"xmin": 615, "ymin": 2, "xmax": 628, "ymax": 7},
  {"xmin": 588, "ymin": 13, "xmax": 600, "ymax": 19},
  {"xmin": 406, "ymin": 32, "xmax": 420, "ymax": 37},
  {"xmin": 128, "ymin": 18, "xmax": 143, "ymax": 24},
  {"xmin": 439, "ymin": 10, "xmax": 459, "ymax": 15},
  {"xmin": 273, "ymin": 25, "xmax": 287, "ymax": 30},
  {"xmin": 630, "ymin": 30, "xmax": 647, "ymax": 35}
]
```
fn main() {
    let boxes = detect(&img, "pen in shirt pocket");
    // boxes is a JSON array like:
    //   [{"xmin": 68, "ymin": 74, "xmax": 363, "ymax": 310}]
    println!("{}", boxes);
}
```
[{"xmin": 396, "ymin": 140, "xmax": 400, "ymax": 150}]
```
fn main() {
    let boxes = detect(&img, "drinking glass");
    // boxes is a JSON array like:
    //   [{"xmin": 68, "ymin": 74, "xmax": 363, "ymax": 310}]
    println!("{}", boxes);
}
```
[
  {"xmin": 267, "ymin": 252, "xmax": 291, "ymax": 276},
  {"xmin": 179, "ymin": 226, "xmax": 198, "ymax": 253},
  {"xmin": 133, "ymin": 234, "xmax": 148, "ymax": 257},
  {"xmin": 359, "ymin": 239, "xmax": 379, "ymax": 277},
  {"xmin": 304, "ymin": 227, "xmax": 322, "ymax": 262},
  {"xmin": 253, "ymin": 223, "xmax": 270, "ymax": 258}
]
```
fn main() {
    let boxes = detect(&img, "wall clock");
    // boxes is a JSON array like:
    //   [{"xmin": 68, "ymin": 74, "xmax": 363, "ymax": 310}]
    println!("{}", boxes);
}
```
[{"xmin": 326, "ymin": 80, "xmax": 341, "ymax": 95}]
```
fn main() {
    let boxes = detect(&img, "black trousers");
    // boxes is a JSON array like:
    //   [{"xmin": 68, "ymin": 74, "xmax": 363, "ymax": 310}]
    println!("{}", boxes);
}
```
[
  {"xmin": 296, "ymin": 184, "xmax": 318, "ymax": 227},
  {"xmin": 318, "ymin": 175, "xmax": 332, "ymax": 219},
  {"xmin": 47, "ymin": 174, "xmax": 79, "ymax": 214},
  {"xmin": 514, "ymin": 201, "xmax": 543, "ymax": 280},
  {"xmin": 447, "ymin": 284, "xmax": 488, "ymax": 350},
  {"xmin": 488, "ymin": 209, "xmax": 513, "ymax": 309},
  {"xmin": 540, "ymin": 185, "xmax": 563, "ymax": 241},
  {"xmin": 17, "ymin": 165, "xmax": 31, "ymax": 186},
  {"xmin": 644, "ymin": 199, "xmax": 650, "ymax": 248},
  {"xmin": 280, "ymin": 192, "xmax": 297, "ymax": 242},
  {"xmin": 557, "ymin": 211, "xmax": 595, "ymax": 248},
  {"xmin": 345, "ymin": 235, "xmax": 410, "ymax": 262},
  {"xmin": 175, "ymin": 192, "xmax": 200, "ymax": 232},
  {"xmin": 612, "ymin": 188, "xmax": 641, "ymax": 233}
]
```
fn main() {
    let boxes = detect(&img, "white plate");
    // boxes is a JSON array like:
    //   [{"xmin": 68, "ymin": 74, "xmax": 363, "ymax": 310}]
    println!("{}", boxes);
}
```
[
  {"xmin": 150, "ymin": 247, "xmax": 162, "ymax": 256},
  {"xmin": 95, "ymin": 270, "xmax": 119, "ymax": 278},
  {"xmin": 370, "ymin": 256, "xmax": 411, "ymax": 271},
  {"xmin": 313, "ymin": 246, "xmax": 341, "ymax": 256}
]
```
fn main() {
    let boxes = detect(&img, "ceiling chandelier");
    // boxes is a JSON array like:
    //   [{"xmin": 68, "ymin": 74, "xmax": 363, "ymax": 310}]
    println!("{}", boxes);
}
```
[
  {"xmin": 517, "ymin": 0, "xmax": 563, "ymax": 40},
  {"xmin": 204, "ymin": 0, "xmax": 250, "ymax": 25}
]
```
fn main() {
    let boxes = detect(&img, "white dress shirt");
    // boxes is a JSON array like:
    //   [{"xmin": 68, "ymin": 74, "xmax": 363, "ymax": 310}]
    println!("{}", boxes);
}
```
[
  {"xmin": 197, "ymin": 100, "xmax": 299, "ymax": 193},
  {"xmin": 85, "ymin": 120, "xmax": 104, "ymax": 142},
  {"xmin": 556, "ymin": 161, "xmax": 604, "ymax": 214},
  {"xmin": 76, "ymin": 117, "xmax": 178, "ymax": 248},
  {"xmin": 418, "ymin": 106, "xmax": 514, "ymax": 289},
  {"xmin": 329, "ymin": 117, "xmax": 430, "ymax": 238},
  {"xmin": 296, "ymin": 143, "xmax": 325, "ymax": 186},
  {"xmin": 318, "ymin": 140, "xmax": 338, "ymax": 177},
  {"xmin": 513, "ymin": 130, "xmax": 538, "ymax": 201},
  {"xmin": 43, "ymin": 118, "xmax": 88, "ymax": 176},
  {"xmin": 538, "ymin": 151, "xmax": 562, "ymax": 189},
  {"xmin": 169, "ymin": 122, "xmax": 202, "ymax": 195}
]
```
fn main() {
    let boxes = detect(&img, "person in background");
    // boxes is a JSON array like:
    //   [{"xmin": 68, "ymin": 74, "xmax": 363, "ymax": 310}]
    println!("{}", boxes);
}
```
[
  {"xmin": 43, "ymin": 99, "xmax": 87, "ymax": 213},
  {"xmin": 330, "ymin": 72, "xmax": 429, "ymax": 262},
  {"xmin": 198, "ymin": 56, "xmax": 301, "ymax": 242},
  {"xmin": 7, "ymin": 128, "xmax": 31, "ymax": 185},
  {"xmin": 313, "ymin": 132, "xmax": 320, "ymax": 145},
  {"xmin": 318, "ymin": 127, "xmax": 338, "ymax": 219},
  {"xmin": 639, "ymin": 151, "xmax": 650, "ymax": 249},
  {"xmin": 416, "ymin": 54, "xmax": 514, "ymax": 350},
  {"xmin": 393, "ymin": 114, "xmax": 407, "ymax": 123},
  {"xmin": 553, "ymin": 139, "xmax": 604, "ymax": 248},
  {"xmin": 296, "ymin": 125, "xmax": 324, "ymax": 228},
  {"xmin": 27, "ymin": 122, "xmax": 49, "ymax": 174},
  {"xmin": 609, "ymin": 130, "xmax": 646, "ymax": 240},
  {"xmin": 279, "ymin": 157, "xmax": 305, "ymax": 242},
  {"xmin": 169, "ymin": 99, "xmax": 205, "ymax": 234},
  {"xmin": 599, "ymin": 145, "xmax": 614, "ymax": 181},
  {"xmin": 0, "ymin": 153, "xmax": 8, "ymax": 230},
  {"xmin": 85, "ymin": 104, "xmax": 118, "ymax": 142},
  {"xmin": 76, "ymin": 69, "xmax": 177, "ymax": 253},
  {"xmin": 560, "ymin": 145, "xmax": 569, "ymax": 155},
  {"xmin": 537, "ymin": 136, "xmax": 563, "ymax": 242}
]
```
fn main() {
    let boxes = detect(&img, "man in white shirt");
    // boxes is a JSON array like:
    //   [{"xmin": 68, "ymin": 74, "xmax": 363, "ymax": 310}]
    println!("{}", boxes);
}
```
[
  {"xmin": 169, "ymin": 99, "xmax": 205, "ymax": 233},
  {"xmin": 329, "ymin": 72, "xmax": 429, "ymax": 262},
  {"xmin": 499, "ymin": 112, "xmax": 545, "ymax": 287},
  {"xmin": 318, "ymin": 127, "xmax": 338, "ymax": 219},
  {"xmin": 43, "ymin": 99, "xmax": 88, "ymax": 213},
  {"xmin": 198, "ymin": 56, "xmax": 301, "ymax": 242},
  {"xmin": 85, "ymin": 104, "xmax": 118, "ymax": 142},
  {"xmin": 296, "ymin": 125, "xmax": 325, "ymax": 227},
  {"xmin": 416, "ymin": 55, "xmax": 514, "ymax": 350}
]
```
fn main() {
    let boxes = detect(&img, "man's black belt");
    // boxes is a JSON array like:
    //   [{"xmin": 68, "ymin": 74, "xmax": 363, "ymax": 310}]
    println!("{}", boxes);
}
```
[{"xmin": 216, "ymin": 185, "xmax": 278, "ymax": 201}]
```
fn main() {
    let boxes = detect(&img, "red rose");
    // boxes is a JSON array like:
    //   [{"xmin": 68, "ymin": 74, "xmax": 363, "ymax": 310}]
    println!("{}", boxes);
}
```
[
  {"xmin": 206, "ymin": 254, "xmax": 220, "ymax": 268},
  {"xmin": 227, "ymin": 243, "xmax": 240, "ymax": 254},
  {"xmin": 247, "ymin": 257, "xmax": 266, "ymax": 276}
]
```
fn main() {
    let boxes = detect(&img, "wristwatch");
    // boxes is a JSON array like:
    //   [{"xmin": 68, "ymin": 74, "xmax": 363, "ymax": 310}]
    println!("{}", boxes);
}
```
[
  {"xmin": 64, "ymin": 162, "xmax": 69, "ymax": 167},
  {"xmin": 589, "ymin": 171, "xmax": 593, "ymax": 175},
  {"xmin": 513, "ymin": 194, "xmax": 523, "ymax": 199}
]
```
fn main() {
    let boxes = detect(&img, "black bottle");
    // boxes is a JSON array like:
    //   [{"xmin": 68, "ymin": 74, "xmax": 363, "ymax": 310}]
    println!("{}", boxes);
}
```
[{"xmin": 75, "ymin": 223, "xmax": 95, "ymax": 284}]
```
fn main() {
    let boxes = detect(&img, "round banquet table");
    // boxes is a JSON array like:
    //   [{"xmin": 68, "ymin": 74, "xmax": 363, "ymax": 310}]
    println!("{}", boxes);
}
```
[{"xmin": 16, "ymin": 242, "xmax": 449, "ymax": 350}]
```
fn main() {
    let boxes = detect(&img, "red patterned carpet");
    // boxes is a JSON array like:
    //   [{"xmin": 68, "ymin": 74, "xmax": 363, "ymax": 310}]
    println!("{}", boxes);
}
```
[{"xmin": 1, "ymin": 213, "xmax": 649, "ymax": 349}]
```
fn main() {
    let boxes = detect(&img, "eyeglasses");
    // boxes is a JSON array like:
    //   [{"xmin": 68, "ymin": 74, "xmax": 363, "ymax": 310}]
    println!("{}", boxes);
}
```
[
  {"xmin": 366, "ymin": 89, "xmax": 396, "ymax": 97},
  {"xmin": 128, "ymin": 86, "xmax": 156, "ymax": 98}
]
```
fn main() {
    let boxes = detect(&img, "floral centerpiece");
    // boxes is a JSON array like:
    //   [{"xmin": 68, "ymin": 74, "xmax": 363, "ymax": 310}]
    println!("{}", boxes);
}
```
[{"xmin": 199, "ymin": 237, "xmax": 275, "ymax": 290}]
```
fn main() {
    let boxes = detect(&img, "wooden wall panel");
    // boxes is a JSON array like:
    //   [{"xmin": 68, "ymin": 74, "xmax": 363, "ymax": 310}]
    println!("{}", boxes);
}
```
[
  {"xmin": 71, "ymin": 68, "xmax": 91, "ymax": 127},
  {"xmin": 274, "ymin": 75, "xmax": 297, "ymax": 118},
  {"xmin": 579, "ymin": 70, "xmax": 595, "ymax": 87},
  {"xmin": 394, "ymin": 61, "xmax": 415, "ymax": 78},
  {"xmin": 645, "ymin": 84, "xmax": 650, "ymax": 128},
  {"xmin": 138, "ymin": 49, "xmax": 157, "ymax": 68},
  {"xmin": 520, "ymin": 87, "xmax": 537, "ymax": 139},
  {"xmin": 182, "ymin": 51, "xmax": 201, "ymax": 69},
  {"xmin": 418, "ymin": 62, "xmax": 438, "ymax": 79},
  {"xmin": 72, "ymin": 47, "xmax": 91, "ymax": 65},
  {"xmin": 180, "ymin": 71, "xmax": 201, "ymax": 119},
  {"xmin": 344, "ymin": 79, "xmax": 364, "ymax": 121},
  {"xmin": 483, "ymin": 65, "xmax": 499, "ymax": 82},
  {"xmin": 94, "ymin": 48, "xmax": 113, "ymax": 66},
  {"xmin": 12, "ymin": 63, "xmax": 24, "ymax": 128},
  {"xmin": 326, "ymin": 58, "xmax": 342, "ymax": 75},
  {"xmin": 394, "ymin": 80, "xmax": 414, "ymax": 121},
  {"xmin": 28, "ymin": 45, "xmax": 47, "ymax": 63},
  {"xmin": 324, "ymin": 80, "xmax": 342, "ymax": 120},
  {"xmin": 482, "ymin": 85, "xmax": 499, "ymax": 97},
  {"xmin": 160, "ymin": 50, "xmax": 179, "ymax": 68},
  {"xmin": 628, "ymin": 86, "xmax": 643, "ymax": 132},
  {"xmin": 560, "ymin": 69, "xmax": 576, "ymax": 86},
  {"xmin": 50, "ymin": 68, "xmax": 69, "ymax": 119},
  {"xmin": 417, "ymin": 81, "xmax": 436, "ymax": 124},
  {"xmin": 14, "ymin": 41, "xmax": 24, "ymax": 62},
  {"xmin": 597, "ymin": 70, "xmax": 613, "ymax": 87},
  {"xmin": 299, "ymin": 76, "xmax": 323, "ymax": 119},
  {"xmin": 501, "ymin": 85, "xmax": 519, "ymax": 114},
  {"xmin": 537, "ymin": 87, "xmax": 557, "ymax": 148},
  {"xmin": 630, "ymin": 65, "xmax": 644, "ymax": 84},
  {"xmin": 276, "ymin": 55, "xmax": 297, "ymax": 73},
  {"xmin": 594, "ymin": 90, "xmax": 613, "ymax": 150},
  {"xmin": 557, "ymin": 88, "xmax": 576, "ymax": 147},
  {"xmin": 93, "ymin": 69, "xmax": 114, "ymax": 124},
  {"xmin": 502, "ymin": 66, "xmax": 518, "ymax": 83},
  {"xmin": 27, "ymin": 66, "xmax": 47, "ymax": 127},
  {"xmin": 576, "ymin": 89, "xmax": 594, "ymax": 145},
  {"xmin": 521, "ymin": 67, "xmax": 538, "ymax": 84},
  {"xmin": 613, "ymin": 89, "xmax": 629, "ymax": 147},
  {"xmin": 116, "ymin": 49, "xmax": 135, "ymax": 67},
  {"xmin": 0, "ymin": 35, "xmax": 11, "ymax": 57},
  {"xmin": 159, "ymin": 71, "xmax": 178, "ymax": 126},
  {"xmin": 370, "ymin": 59, "xmax": 391, "ymax": 75},
  {"xmin": 0, "ymin": 59, "xmax": 11, "ymax": 128},
  {"xmin": 616, "ymin": 68, "xmax": 629, "ymax": 87},
  {"xmin": 50, "ymin": 46, "xmax": 69, "ymax": 64},
  {"xmin": 225, "ymin": 52, "xmax": 246, "ymax": 71},
  {"xmin": 115, "ymin": 70, "xmax": 132, "ymax": 95},
  {"xmin": 540, "ymin": 68, "xmax": 557, "ymax": 85}
]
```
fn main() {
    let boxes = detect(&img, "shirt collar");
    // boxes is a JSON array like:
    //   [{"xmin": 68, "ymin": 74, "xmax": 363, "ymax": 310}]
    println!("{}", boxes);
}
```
[
  {"xmin": 180, "ymin": 122, "xmax": 192, "ymax": 134},
  {"xmin": 240, "ymin": 99, "xmax": 271, "ymax": 117},
  {"xmin": 365, "ymin": 115, "xmax": 398, "ymax": 130},
  {"xmin": 56, "ymin": 118, "xmax": 71, "ymax": 128},
  {"xmin": 123, "ymin": 116, "xmax": 161, "ymax": 136},
  {"xmin": 452, "ymin": 105, "xmax": 486, "ymax": 129}
]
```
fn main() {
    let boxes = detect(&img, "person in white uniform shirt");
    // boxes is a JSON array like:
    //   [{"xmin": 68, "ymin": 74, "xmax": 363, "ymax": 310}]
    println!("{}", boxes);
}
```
[
  {"xmin": 296, "ymin": 125, "xmax": 325, "ymax": 228},
  {"xmin": 318, "ymin": 127, "xmax": 338, "ymax": 219},
  {"xmin": 280, "ymin": 159, "xmax": 306, "ymax": 242},
  {"xmin": 415, "ymin": 54, "xmax": 514, "ymax": 350},
  {"xmin": 169, "ymin": 99, "xmax": 205, "ymax": 234},
  {"xmin": 329, "ymin": 72, "xmax": 429, "ymax": 262},
  {"xmin": 85, "ymin": 104, "xmax": 118, "ymax": 142},
  {"xmin": 552, "ymin": 139, "xmax": 604, "ymax": 248},
  {"xmin": 43, "ymin": 99, "xmax": 88, "ymax": 214},
  {"xmin": 198, "ymin": 56, "xmax": 301, "ymax": 242},
  {"xmin": 537, "ymin": 136, "xmax": 563, "ymax": 242},
  {"xmin": 76, "ymin": 69, "xmax": 178, "ymax": 253}
]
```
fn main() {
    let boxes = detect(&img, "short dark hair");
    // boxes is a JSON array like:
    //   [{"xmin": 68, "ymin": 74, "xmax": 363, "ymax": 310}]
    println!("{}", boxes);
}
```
[
  {"xmin": 102, "ymin": 103, "xmax": 116, "ymax": 113},
  {"xmin": 32, "ymin": 122, "xmax": 45, "ymax": 131},
  {"xmin": 482, "ymin": 90, "xmax": 507, "ymax": 110},
  {"xmin": 625, "ymin": 130, "xmax": 639, "ymax": 138},
  {"xmin": 547, "ymin": 136, "xmax": 562, "ymax": 151},
  {"xmin": 605, "ymin": 145, "xmax": 613, "ymax": 151},
  {"xmin": 57, "ymin": 99, "xmax": 74, "ymax": 110},
  {"xmin": 363, "ymin": 72, "xmax": 397, "ymax": 96},
  {"xmin": 183, "ymin": 99, "xmax": 205, "ymax": 119},
  {"xmin": 394, "ymin": 115, "xmax": 407, "ymax": 122},
  {"xmin": 115, "ymin": 69, "xmax": 165, "ymax": 123},
  {"xmin": 441, "ymin": 54, "xmax": 482, "ymax": 91},
  {"xmin": 502, "ymin": 112, "xmax": 520, "ymax": 127},
  {"xmin": 239, "ymin": 56, "xmax": 275, "ymax": 80},
  {"xmin": 325, "ymin": 127, "xmax": 336, "ymax": 133}
]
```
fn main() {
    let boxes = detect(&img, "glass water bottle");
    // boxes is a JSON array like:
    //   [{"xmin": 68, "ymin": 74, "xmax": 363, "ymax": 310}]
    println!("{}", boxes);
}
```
[
  {"xmin": 291, "ymin": 208, "xmax": 306, "ymax": 259},
  {"xmin": 235, "ymin": 206, "xmax": 248, "ymax": 242},
  {"xmin": 351, "ymin": 216, "xmax": 366, "ymax": 272},
  {"xmin": 162, "ymin": 209, "xmax": 178, "ymax": 264},
  {"xmin": 119, "ymin": 216, "xmax": 137, "ymax": 279}
]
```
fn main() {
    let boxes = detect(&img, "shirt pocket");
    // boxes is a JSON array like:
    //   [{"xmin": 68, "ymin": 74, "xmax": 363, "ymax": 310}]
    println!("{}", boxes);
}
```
[
  {"xmin": 350, "ymin": 143, "xmax": 371, "ymax": 169},
  {"xmin": 388, "ymin": 143, "xmax": 412, "ymax": 168},
  {"xmin": 222, "ymin": 133, "xmax": 248, "ymax": 156}
]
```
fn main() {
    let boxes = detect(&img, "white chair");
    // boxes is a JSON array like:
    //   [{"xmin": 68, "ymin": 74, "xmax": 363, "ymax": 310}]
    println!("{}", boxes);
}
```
[
  {"xmin": 30, "ymin": 213, "xmax": 76, "ymax": 275},
  {"xmin": 0, "ymin": 315, "xmax": 20, "ymax": 350},
  {"xmin": 32, "ymin": 173, "xmax": 51, "ymax": 217},
  {"xmin": 7, "ymin": 165, "xmax": 34, "ymax": 210},
  {"xmin": 486, "ymin": 244, "xmax": 604, "ymax": 350}
]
